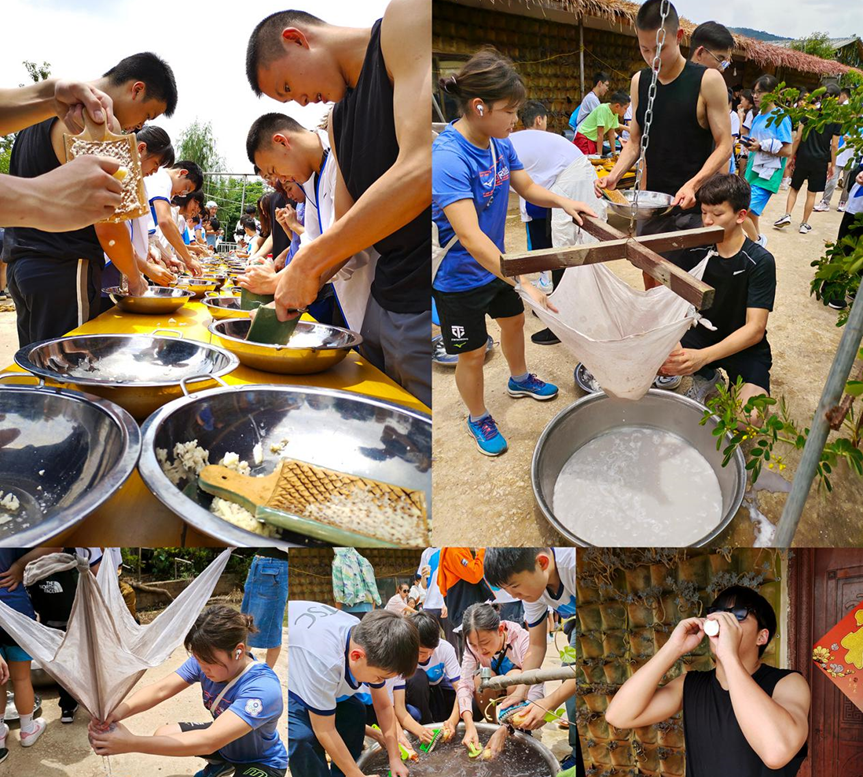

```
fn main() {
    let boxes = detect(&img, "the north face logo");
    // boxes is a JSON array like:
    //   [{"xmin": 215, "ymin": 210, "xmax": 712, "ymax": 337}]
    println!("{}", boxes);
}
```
[
  {"xmin": 39, "ymin": 581, "xmax": 64, "ymax": 594},
  {"xmin": 451, "ymin": 326, "xmax": 466, "ymax": 339}
]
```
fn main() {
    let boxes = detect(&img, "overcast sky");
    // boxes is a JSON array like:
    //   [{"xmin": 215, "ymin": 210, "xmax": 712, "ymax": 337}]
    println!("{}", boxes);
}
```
[
  {"xmin": 2, "ymin": 0, "xmax": 389, "ymax": 172},
  {"xmin": 656, "ymin": 0, "xmax": 862, "ymax": 42}
]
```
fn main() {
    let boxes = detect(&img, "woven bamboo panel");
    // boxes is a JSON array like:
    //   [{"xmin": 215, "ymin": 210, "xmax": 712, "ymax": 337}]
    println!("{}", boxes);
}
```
[{"xmin": 576, "ymin": 548, "xmax": 784, "ymax": 777}]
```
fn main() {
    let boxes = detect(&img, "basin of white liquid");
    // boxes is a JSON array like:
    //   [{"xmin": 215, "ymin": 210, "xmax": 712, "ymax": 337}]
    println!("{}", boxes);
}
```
[{"xmin": 552, "ymin": 426, "xmax": 723, "ymax": 546}]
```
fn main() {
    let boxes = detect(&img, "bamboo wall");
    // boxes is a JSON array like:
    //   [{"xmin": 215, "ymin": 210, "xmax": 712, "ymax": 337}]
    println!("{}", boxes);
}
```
[{"xmin": 576, "ymin": 548, "xmax": 785, "ymax": 777}]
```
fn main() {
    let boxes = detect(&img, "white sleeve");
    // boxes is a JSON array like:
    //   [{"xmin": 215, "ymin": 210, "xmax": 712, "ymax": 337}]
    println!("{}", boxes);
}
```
[
  {"xmin": 443, "ymin": 642, "xmax": 461, "ymax": 682},
  {"xmin": 288, "ymin": 649, "xmax": 341, "ymax": 715},
  {"xmin": 524, "ymin": 600, "xmax": 549, "ymax": 629}
]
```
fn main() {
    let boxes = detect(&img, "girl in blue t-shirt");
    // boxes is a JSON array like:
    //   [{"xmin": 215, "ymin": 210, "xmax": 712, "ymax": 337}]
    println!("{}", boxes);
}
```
[
  {"xmin": 432, "ymin": 49, "xmax": 596, "ymax": 457},
  {"xmin": 89, "ymin": 605, "xmax": 286, "ymax": 777}
]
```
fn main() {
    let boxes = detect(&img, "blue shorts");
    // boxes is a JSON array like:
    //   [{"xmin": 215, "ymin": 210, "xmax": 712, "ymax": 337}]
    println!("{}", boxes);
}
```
[
  {"xmin": 0, "ymin": 643, "xmax": 32, "ymax": 663},
  {"xmin": 241, "ymin": 556, "xmax": 289, "ymax": 649},
  {"xmin": 748, "ymin": 184, "xmax": 773, "ymax": 216}
]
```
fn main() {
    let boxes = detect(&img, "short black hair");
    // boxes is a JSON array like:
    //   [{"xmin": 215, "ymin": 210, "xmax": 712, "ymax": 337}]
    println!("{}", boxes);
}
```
[
  {"xmin": 754, "ymin": 74, "xmax": 779, "ymax": 93},
  {"xmin": 690, "ymin": 21, "xmax": 734, "ymax": 54},
  {"xmin": 610, "ymin": 90, "xmax": 631, "ymax": 105},
  {"xmin": 353, "ymin": 610, "xmax": 419, "ymax": 677},
  {"xmin": 171, "ymin": 160, "xmax": 204, "ymax": 190},
  {"xmin": 519, "ymin": 100, "xmax": 547, "ymax": 127},
  {"xmin": 483, "ymin": 548, "xmax": 547, "ymax": 588},
  {"xmin": 240, "ymin": 215, "xmax": 257, "ymax": 231},
  {"xmin": 593, "ymin": 71, "xmax": 610, "ymax": 86},
  {"xmin": 696, "ymin": 173, "xmax": 751, "ymax": 213},
  {"xmin": 246, "ymin": 11, "xmax": 327, "ymax": 96},
  {"xmin": 244, "ymin": 205, "xmax": 257, "ymax": 215},
  {"xmin": 173, "ymin": 189, "xmax": 205, "ymax": 210},
  {"xmin": 103, "ymin": 52, "xmax": 178, "ymax": 117},
  {"xmin": 135, "ymin": 125, "xmax": 174, "ymax": 167},
  {"xmin": 636, "ymin": 0, "xmax": 679, "ymax": 34},
  {"xmin": 246, "ymin": 112, "xmax": 307, "ymax": 164},
  {"xmin": 710, "ymin": 585, "xmax": 776, "ymax": 657},
  {"xmin": 411, "ymin": 611, "xmax": 441, "ymax": 650}
]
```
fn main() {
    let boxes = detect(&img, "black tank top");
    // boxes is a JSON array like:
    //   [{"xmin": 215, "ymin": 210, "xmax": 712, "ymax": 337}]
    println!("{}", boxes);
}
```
[
  {"xmin": 683, "ymin": 665, "xmax": 808, "ymax": 777},
  {"xmin": 635, "ymin": 61, "xmax": 714, "ymax": 197},
  {"xmin": 7, "ymin": 118, "xmax": 104, "ymax": 265},
  {"xmin": 332, "ymin": 19, "xmax": 431, "ymax": 315}
]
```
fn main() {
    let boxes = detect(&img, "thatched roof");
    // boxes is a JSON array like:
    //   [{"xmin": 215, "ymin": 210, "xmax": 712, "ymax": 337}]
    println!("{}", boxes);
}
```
[{"xmin": 483, "ymin": 0, "xmax": 858, "ymax": 76}]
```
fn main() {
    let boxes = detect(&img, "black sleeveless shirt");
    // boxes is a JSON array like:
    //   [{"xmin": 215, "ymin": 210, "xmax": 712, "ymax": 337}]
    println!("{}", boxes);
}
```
[
  {"xmin": 683, "ymin": 665, "xmax": 808, "ymax": 776},
  {"xmin": 331, "ymin": 19, "xmax": 431, "ymax": 315},
  {"xmin": 636, "ymin": 61, "xmax": 715, "ymax": 197},
  {"xmin": 7, "ymin": 118, "xmax": 104, "ymax": 265}
]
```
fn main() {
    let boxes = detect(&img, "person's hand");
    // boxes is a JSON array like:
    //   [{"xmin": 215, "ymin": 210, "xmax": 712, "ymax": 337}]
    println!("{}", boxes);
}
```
[
  {"xmin": 185, "ymin": 257, "xmax": 203, "ymax": 277},
  {"xmin": 367, "ymin": 726, "xmax": 385, "ymax": 748},
  {"xmin": 89, "ymin": 722, "xmax": 136, "ymax": 756},
  {"xmin": 498, "ymin": 685, "xmax": 527, "ymax": 716},
  {"xmin": 388, "ymin": 758, "xmax": 409, "ymax": 777},
  {"xmin": 708, "ymin": 610, "xmax": 746, "ymax": 665},
  {"xmin": 507, "ymin": 701, "xmax": 547, "ymax": 731},
  {"xmin": 145, "ymin": 262, "xmax": 174, "ymax": 287},
  {"xmin": 166, "ymin": 255, "xmax": 185, "ymax": 273},
  {"xmin": 274, "ymin": 257, "xmax": 321, "ymax": 320},
  {"xmin": 482, "ymin": 725, "xmax": 509, "ymax": 760},
  {"xmin": 27, "ymin": 155, "xmax": 124, "ymax": 230},
  {"xmin": 441, "ymin": 603, "xmax": 448, "ymax": 619},
  {"xmin": 672, "ymin": 181, "xmax": 698, "ymax": 210},
  {"xmin": 443, "ymin": 717, "xmax": 459, "ymax": 742},
  {"xmin": 660, "ymin": 347, "xmax": 708, "ymax": 377},
  {"xmin": 462, "ymin": 722, "xmax": 480, "ymax": 751},
  {"xmin": 560, "ymin": 198, "xmax": 598, "ymax": 226},
  {"xmin": 0, "ymin": 656, "xmax": 9, "ymax": 685},
  {"xmin": 667, "ymin": 617, "xmax": 707, "ymax": 657},
  {"xmin": 53, "ymin": 80, "xmax": 116, "ymax": 134},
  {"xmin": 416, "ymin": 726, "xmax": 435, "ymax": 744},
  {"xmin": 521, "ymin": 282, "xmax": 559, "ymax": 314},
  {"xmin": 594, "ymin": 175, "xmax": 616, "ymax": 200},
  {"xmin": 398, "ymin": 731, "xmax": 418, "ymax": 761},
  {"xmin": 126, "ymin": 273, "xmax": 148, "ymax": 297},
  {"xmin": 238, "ymin": 263, "xmax": 279, "ymax": 295},
  {"xmin": 0, "ymin": 561, "xmax": 24, "ymax": 591}
]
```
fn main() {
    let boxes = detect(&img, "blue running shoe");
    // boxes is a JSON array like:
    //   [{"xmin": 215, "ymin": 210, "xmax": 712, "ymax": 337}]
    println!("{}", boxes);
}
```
[
  {"xmin": 194, "ymin": 762, "xmax": 234, "ymax": 777},
  {"xmin": 467, "ymin": 415, "xmax": 508, "ymax": 456},
  {"xmin": 507, "ymin": 373, "xmax": 559, "ymax": 400}
]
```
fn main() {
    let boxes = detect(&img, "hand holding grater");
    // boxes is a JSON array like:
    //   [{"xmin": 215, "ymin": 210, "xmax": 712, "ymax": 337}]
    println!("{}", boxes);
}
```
[{"xmin": 63, "ymin": 113, "xmax": 148, "ymax": 223}]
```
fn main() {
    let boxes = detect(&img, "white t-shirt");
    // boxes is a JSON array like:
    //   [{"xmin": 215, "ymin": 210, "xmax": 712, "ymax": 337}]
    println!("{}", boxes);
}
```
[
  {"xmin": 409, "ymin": 584, "xmax": 425, "ymax": 606},
  {"xmin": 385, "ymin": 594, "xmax": 410, "ymax": 615},
  {"xmin": 621, "ymin": 104, "xmax": 632, "ymax": 143},
  {"xmin": 523, "ymin": 548, "xmax": 578, "ymax": 629},
  {"xmin": 288, "ymin": 602, "xmax": 382, "ymax": 715},
  {"xmin": 576, "ymin": 91, "xmax": 600, "ymax": 127},
  {"xmin": 508, "ymin": 130, "xmax": 582, "ymax": 222},
  {"xmin": 418, "ymin": 548, "xmax": 444, "ymax": 610},
  {"xmin": 417, "ymin": 640, "xmax": 460, "ymax": 688},
  {"xmin": 743, "ymin": 110, "xmax": 754, "ymax": 132},
  {"xmin": 144, "ymin": 168, "xmax": 173, "ymax": 234},
  {"xmin": 730, "ymin": 111, "xmax": 740, "ymax": 137}
]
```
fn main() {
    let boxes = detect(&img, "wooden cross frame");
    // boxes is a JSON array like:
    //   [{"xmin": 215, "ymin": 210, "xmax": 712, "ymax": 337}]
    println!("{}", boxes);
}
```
[{"xmin": 500, "ymin": 216, "xmax": 722, "ymax": 309}]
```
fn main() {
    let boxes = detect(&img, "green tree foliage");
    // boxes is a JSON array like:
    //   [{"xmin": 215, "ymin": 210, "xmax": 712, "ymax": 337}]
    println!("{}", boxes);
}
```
[
  {"xmin": 0, "ymin": 60, "xmax": 52, "ymax": 174},
  {"xmin": 789, "ymin": 32, "xmax": 839, "ymax": 61},
  {"xmin": 176, "ymin": 118, "xmax": 225, "ymax": 174}
]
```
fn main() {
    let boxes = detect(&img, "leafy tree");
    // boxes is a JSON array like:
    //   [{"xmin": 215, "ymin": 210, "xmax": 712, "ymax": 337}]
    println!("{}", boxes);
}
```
[
  {"xmin": 175, "ymin": 119, "xmax": 225, "ymax": 174},
  {"xmin": 0, "ymin": 60, "xmax": 51, "ymax": 174},
  {"xmin": 789, "ymin": 32, "xmax": 838, "ymax": 61}
]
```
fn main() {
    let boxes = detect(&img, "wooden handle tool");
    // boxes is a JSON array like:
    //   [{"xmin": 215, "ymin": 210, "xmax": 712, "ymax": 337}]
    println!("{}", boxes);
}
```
[{"xmin": 601, "ymin": 187, "xmax": 630, "ymax": 206}]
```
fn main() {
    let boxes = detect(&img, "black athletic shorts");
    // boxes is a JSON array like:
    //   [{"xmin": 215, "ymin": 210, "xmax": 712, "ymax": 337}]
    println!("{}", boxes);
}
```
[
  {"xmin": 433, "ymin": 278, "xmax": 523, "ymax": 355},
  {"xmin": 791, "ymin": 161, "xmax": 828, "ymax": 194},
  {"xmin": 681, "ymin": 328, "xmax": 772, "ymax": 393},
  {"xmin": 178, "ymin": 722, "xmax": 287, "ymax": 777}
]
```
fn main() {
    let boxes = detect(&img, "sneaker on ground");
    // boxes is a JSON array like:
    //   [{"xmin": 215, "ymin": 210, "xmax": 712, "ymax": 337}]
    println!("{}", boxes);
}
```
[
  {"xmin": 0, "ymin": 722, "xmax": 8, "ymax": 748},
  {"xmin": 773, "ymin": 214, "xmax": 792, "ymax": 228},
  {"xmin": 60, "ymin": 704, "xmax": 78, "ymax": 724},
  {"xmin": 756, "ymin": 233, "xmax": 768, "ymax": 248},
  {"xmin": 799, "ymin": 223, "xmax": 812, "ymax": 234},
  {"xmin": 466, "ymin": 415, "xmax": 508, "ymax": 457},
  {"xmin": 508, "ymin": 373, "xmax": 559, "ymax": 401},
  {"xmin": 0, "ymin": 747, "xmax": 8, "ymax": 765},
  {"xmin": 813, "ymin": 201, "xmax": 829, "ymax": 212},
  {"xmin": 838, "ymin": 202, "xmax": 847, "ymax": 212},
  {"xmin": 653, "ymin": 374, "xmax": 682, "ymax": 390},
  {"xmin": 194, "ymin": 763, "xmax": 235, "ymax": 777},
  {"xmin": 19, "ymin": 718, "xmax": 46, "ymax": 747},
  {"xmin": 685, "ymin": 371, "xmax": 725, "ymax": 406},
  {"xmin": 530, "ymin": 327, "xmax": 560, "ymax": 346}
]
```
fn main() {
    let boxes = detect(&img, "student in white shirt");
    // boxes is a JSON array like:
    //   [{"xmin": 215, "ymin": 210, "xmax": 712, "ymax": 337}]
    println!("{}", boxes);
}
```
[{"xmin": 288, "ymin": 603, "xmax": 418, "ymax": 777}]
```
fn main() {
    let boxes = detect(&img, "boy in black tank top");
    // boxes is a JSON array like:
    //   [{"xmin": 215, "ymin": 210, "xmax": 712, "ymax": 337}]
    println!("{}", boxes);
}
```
[
  {"xmin": 245, "ymin": 1, "xmax": 431, "ymax": 407},
  {"xmin": 6, "ymin": 52, "xmax": 178, "ymax": 347},
  {"xmin": 596, "ymin": 1, "xmax": 732, "ymax": 275},
  {"xmin": 605, "ymin": 585, "xmax": 810, "ymax": 776}
]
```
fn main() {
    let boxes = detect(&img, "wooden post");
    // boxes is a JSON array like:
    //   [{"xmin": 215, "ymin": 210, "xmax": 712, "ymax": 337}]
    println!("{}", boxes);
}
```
[{"xmin": 579, "ymin": 18, "xmax": 585, "ymax": 100}]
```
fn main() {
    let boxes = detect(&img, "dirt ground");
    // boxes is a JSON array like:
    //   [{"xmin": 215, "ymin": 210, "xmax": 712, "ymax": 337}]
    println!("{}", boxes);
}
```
[
  {"xmin": 432, "ymin": 190, "xmax": 863, "ymax": 547},
  {"xmin": 6, "ymin": 636, "xmax": 287, "ymax": 777}
]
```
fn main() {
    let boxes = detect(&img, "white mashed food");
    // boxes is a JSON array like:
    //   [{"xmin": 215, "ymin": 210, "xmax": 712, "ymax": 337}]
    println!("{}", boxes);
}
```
[
  {"xmin": 252, "ymin": 443, "xmax": 263, "ymax": 466},
  {"xmin": 210, "ymin": 497, "xmax": 277, "ymax": 537},
  {"xmin": 269, "ymin": 439, "xmax": 289, "ymax": 454},
  {"xmin": 552, "ymin": 427, "xmax": 723, "ymax": 546},
  {"xmin": 0, "ymin": 492, "xmax": 20, "ymax": 512},
  {"xmin": 218, "ymin": 451, "xmax": 251, "ymax": 476}
]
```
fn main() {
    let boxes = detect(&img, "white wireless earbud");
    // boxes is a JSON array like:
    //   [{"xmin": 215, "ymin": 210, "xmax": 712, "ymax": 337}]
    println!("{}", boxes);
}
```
[
  {"xmin": 236, "ymin": 650, "xmax": 242, "ymax": 659},
  {"xmin": 477, "ymin": 104, "xmax": 485, "ymax": 117}
]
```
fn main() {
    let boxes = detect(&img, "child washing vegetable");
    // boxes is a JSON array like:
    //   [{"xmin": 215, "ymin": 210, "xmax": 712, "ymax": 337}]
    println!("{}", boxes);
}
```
[{"xmin": 88, "ymin": 605, "xmax": 287, "ymax": 777}]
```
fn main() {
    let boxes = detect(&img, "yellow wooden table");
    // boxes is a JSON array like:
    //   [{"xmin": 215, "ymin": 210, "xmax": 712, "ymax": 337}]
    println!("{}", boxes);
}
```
[{"xmin": 6, "ymin": 299, "xmax": 429, "ymax": 546}]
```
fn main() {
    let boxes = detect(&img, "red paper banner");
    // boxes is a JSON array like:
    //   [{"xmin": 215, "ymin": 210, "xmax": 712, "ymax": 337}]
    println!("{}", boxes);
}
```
[{"xmin": 812, "ymin": 599, "xmax": 863, "ymax": 711}]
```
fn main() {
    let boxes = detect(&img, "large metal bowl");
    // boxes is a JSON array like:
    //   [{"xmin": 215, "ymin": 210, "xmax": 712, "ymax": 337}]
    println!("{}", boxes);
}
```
[
  {"xmin": 174, "ymin": 279, "xmax": 220, "ymax": 298},
  {"xmin": 358, "ymin": 722, "xmax": 559, "ymax": 775},
  {"xmin": 203, "ymin": 296, "xmax": 252, "ymax": 320},
  {"xmin": 15, "ymin": 331, "xmax": 240, "ymax": 421},
  {"xmin": 208, "ymin": 319, "xmax": 362, "ymax": 375},
  {"xmin": 605, "ymin": 189, "xmax": 675, "ymax": 219},
  {"xmin": 0, "ymin": 372, "xmax": 140, "ymax": 546},
  {"xmin": 104, "ymin": 286, "xmax": 194, "ymax": 315},
  {"xmin": 139, "ymin": 384, "xmax": 432, "ymax": 548},
  {"xmin": 533, "ymin": 389, "xmax": 746, "ymax": 546}
]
